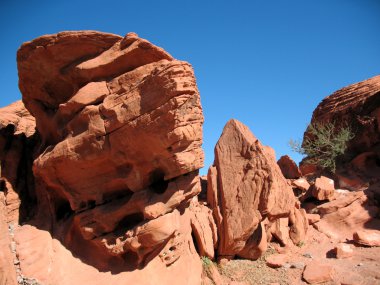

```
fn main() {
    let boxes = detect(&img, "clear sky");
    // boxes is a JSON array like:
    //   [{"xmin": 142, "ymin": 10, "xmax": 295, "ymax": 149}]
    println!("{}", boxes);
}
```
[{"xmin": 1, "ymin": 0, "xmax": 379, "ymax": 175}]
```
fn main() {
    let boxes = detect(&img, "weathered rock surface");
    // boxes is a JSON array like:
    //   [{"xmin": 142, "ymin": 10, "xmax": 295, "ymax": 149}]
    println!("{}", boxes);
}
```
[
  {"xmin": 0, "ymin": 193, "xmax": 17, "ymax": 285},
  {"xmin": 353, "ymin": 230, "xmax": 380, "ymax": 247},
  {"xmin": 302, "ymin": 75, "xmax": 380, "ymax": 184},
  {"xmin": 302, "ymin": 261, "xmax": 334, "ymax": 284},
  {"xmin": 334, "ymin": 243, "xmax": 354, "ymax": 259},
  {"xmin": 0, "ymin": 101, "xmax": 37, "ymax": 224},
  {"xmin": 207, "ymin": 119, "xmax": 307, "ymax": 259},
  {"xmin": 311, "ymin": 176, "xmax": 335, "ymax": 201},
  {"xmin": 5, "ymin": 31, "xmax": 208, "ymax": 284},
  {"xmin": 18, "ymin": 31, "xmax": 204, "ymax": 213},
  {"xmin": 277, "ymin": 155, "xmax": 301, "ymax": 179},
  {"xmin": 313, "ymin": 190, "xmax": 380, "ymax": 241}
]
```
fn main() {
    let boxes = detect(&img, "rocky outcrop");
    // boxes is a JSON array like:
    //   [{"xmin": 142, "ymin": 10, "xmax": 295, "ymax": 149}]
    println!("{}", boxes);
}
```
[
  {"xmin": 0, "ymin": 101, "xmax": 37, "ymax": 224},
  {"xmin": 207, "ymin": 119, "xmax": 307, "ymax": 259},
  {"xmin": 5, "ymin": 31, "xmax": 209, "ymax": 284},
  {"xmin": 313, "ymin": 190, "xmax": 380, "ymax": 241},
  {"xmin": 302, "ymin": 75, "xmax": 380, "ymax": 184},
  {"xmin": 277, "ymin": 155, "xmax": 301, "ymax": 179}
]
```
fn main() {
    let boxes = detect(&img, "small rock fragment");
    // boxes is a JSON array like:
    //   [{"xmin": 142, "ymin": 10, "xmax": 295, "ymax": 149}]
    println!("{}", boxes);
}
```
[
  {"xmin": 334, "ymin": 243, "xmax": 354, "ymax": 259},
  {"xmin": 266, "ymin": 254, "xmax": 287, "ymax": 268},
  {"xmin": 311, "ymin": 176, "xmax": 335, "ymax": 201},
  {"xmin": 302, "ymin": 261, "xmax": 334, "ymax": 284}
]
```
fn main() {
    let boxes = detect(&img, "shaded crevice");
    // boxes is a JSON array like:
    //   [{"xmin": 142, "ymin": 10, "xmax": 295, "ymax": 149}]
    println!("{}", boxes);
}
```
[{"xmin": 149, "ymin": 169, "xmax": 169, "ymax": 194}]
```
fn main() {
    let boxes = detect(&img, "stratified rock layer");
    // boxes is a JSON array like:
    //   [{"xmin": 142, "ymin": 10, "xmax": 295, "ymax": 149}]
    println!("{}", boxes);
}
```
[
  {"xmin": 207, "ymin": 119, "xmax": 307, "ymax": 259},
  {"xmin": 13, "ymin": 31, "xmax": 207, "ymax": 284},
  {"xmin": 302, "ymin": 75, "xmax": 380, "ymax": 184}
]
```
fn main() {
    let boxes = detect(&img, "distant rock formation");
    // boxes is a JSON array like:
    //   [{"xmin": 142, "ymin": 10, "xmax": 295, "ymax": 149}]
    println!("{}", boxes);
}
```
[
  {"xmin": 207, "ymin": 119, "xmax": 307, "ymax": 259},
  {"xmin": 301, "ymin": 75, "xmax": 380, "ymax": 186}
]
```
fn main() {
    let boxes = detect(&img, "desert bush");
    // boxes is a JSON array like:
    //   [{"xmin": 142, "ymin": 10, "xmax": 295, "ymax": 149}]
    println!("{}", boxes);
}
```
[{"xmin": 289, "ymin": 122, "xmax": 354, "ymax": 172}]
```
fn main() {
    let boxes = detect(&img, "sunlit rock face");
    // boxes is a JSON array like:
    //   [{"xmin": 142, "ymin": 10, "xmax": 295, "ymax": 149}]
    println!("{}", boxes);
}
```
[
  {"xmin": 15, "ymin": 31, "xmax": 209, "ymax": 284},
  {"xmin": 301, "ymin": 75, "xmax": 380, "ymax": 186},
  {"xmin": 207, "ymin": 119, "xmax": 308, "ymax": 260}
]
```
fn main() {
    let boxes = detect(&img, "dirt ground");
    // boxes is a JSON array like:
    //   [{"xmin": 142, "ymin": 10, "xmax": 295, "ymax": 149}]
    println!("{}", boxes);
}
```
[{"xmin": 217, "ymin": 227, "xmax": 380, "ymax": 285}]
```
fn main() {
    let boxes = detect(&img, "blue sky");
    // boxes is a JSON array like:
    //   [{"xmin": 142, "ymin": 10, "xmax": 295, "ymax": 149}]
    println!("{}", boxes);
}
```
[{"xmin": 1, "ymin": 0, "xmax": 379, "ymax": 175}]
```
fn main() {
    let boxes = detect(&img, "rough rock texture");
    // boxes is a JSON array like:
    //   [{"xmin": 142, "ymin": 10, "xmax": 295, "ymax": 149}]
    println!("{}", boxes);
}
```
[
  {"xmin": 313, "ymin": 190, "xmax": 380, "ymax": 241},
  {"xmin": 311, "ymin": 176, "xmax": 335, "ymax": 201},
  {"xmin": 353, "ymin": 230, "xmax": 380, "ymax": 247},
  {"xmin": 334, "ymin": 243, "xmax": 354, "ymax": 259},
  {"xmin": 0, "ymin": 193, "xmax": 17, "ymax": 285},
  {"xmin": 0, "ymin": 101, "xmax": 37, "ymax": 224},
  {"xmin": 302, "ymin": 75, "xmax": 380, "ymax": 184},
  {"xmin": 7, "ymin": 31, "xmax": 208, "ymax": 284},
  {"xmin": 18, "ymin": 31, "xmax": 204, "ymax": 212},
  {"xmin": 277, "ymin": 155, "xmax": 301, "ymax": 179},
  {"xmin": 302, "ymin": 262, "xmax": 334, "ymax": 284},
  {"xmin": 207, "ymin": 119, "xmax": 307, "ymax": 259}
]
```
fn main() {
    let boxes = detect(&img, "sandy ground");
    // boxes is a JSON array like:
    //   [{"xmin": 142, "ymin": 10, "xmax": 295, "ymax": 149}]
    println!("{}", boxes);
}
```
[{"xmin": 217, "ymin": 227, "xmax": 380, "ymax": 285}]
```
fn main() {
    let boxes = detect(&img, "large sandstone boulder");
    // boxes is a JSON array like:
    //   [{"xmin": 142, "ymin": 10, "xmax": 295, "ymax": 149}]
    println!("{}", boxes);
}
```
[
  {"xmin": 207, "ymin": 119, "xmax": 307, "ymax": 259},
  {"xmin": 7, "ymin": 31, "xmax": 209, "ymax": 284},
  {"xmin": 301, "ymin": 75, "xmax": 380, "ymax": 184}
]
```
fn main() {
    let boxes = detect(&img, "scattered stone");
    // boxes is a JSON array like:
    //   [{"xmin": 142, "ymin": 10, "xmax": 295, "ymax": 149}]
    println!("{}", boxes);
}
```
[
  {"xmin": 357, "ymin": 263, "xmax": 364, "ymax": 267},
  {"xmin": 290, "ymin": 262, "xmax": 305, "ymax": 269},
  {"xmin": 277, "ymin": 155, "xmax": 302, "ymax": 179},
  {"xmin": 303, "ymin": 253, "xmax": 313, "ymax": 259},
  {"xmin": 334, "ymin": 243, "xmax": 354, "ymax": 259},
  {"xmin": 311, "ymin": 176, "xmax": 335, "ymax": 201},
  {"xmin": 292, "ymin": 178, "xmax": 310, "ymax": 192},
  {"xmin": 266, "ymin": 254, "xmax": 287, "ymax": 268},
  {"xmin": 353, "ymin": 230, "xmax": 380, "ymax": 247},
  {"xmin": 302, "ymin": 261, "xmax": 334, "ymax": 284}
]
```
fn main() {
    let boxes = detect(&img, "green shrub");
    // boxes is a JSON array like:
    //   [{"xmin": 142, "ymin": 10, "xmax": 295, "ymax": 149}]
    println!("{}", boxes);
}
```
[{"xmin": 289, "ymin": 122, "xmax": 354, "ymax": 172}]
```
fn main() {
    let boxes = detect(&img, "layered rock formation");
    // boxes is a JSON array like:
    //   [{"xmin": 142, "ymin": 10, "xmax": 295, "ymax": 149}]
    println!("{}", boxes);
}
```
[
  {"xmin": 302, "ymin": 75, "xmax": 380, "ymax": 185},
  {"xmin": 207, "ymin": 119, "xmax": 307, "ymax": 260},
  {"xmin": 1, "ymin": 31, "xmax": 210, "ymax": 284},
  {"xmin": 0, "ymin": 101, "xmax": 37, "ymax": 224}
]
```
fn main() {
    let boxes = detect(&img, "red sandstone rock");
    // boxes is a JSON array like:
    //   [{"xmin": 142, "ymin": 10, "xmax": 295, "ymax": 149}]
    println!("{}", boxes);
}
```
[
  {"xmin": 11, "ymin": 31, "xmax": 206, "ymax": 284},
  {"xmin": 18, "ymin": 31, "xmax": 204, "ymax": 212},
  {"xmin": 353, "ymin": 230, "xmax": 380, "ymax": 247},
  {"xmin": 302, "ymin": 261, "xmax": 334, "ymax": 284},
  {"xmin": 304, "ymin": 75, "xmax": 380, "ymax": 183},
  {"xmin": 334, "ymin": 243, "xmax": 354, "ymax": 259},
  {"xmin": 314, "ymin": 190, "xmax": 380, "ymax": 241},
  {"xmin": 207, "ymin": 119, "xmax": 306, "ymax": 259},
  {"xmin": 292, "ymin": 178, "xmax": 310, "ymax": 192},
  {"xmin": 0, "ymin": 193, "xmax": 18, "ymax": 285},
  {"xmin": 189, "ymin": 199, "xmax": 218, "ymax": 259},
  {"xmin": 266, "ymin": 254, "xmax": 287, "ymax": 268},
  {"xmin": 311, "ymin": 176, "xmax": 335, "ymax": 201},
  {"xmin": 277, "ymin": 155, "xmax": 301, "ymax": 179},
  {"xmin": 0, "ymin": 101, "xmax": 37, "ymax": 224},
  {"xmin": 306, "ymin": 214, "xmax": 320, "ymax": 225}
]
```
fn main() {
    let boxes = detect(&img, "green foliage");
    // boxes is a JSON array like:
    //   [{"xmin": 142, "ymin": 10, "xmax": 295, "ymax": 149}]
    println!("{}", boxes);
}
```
[
  {"xmin": 296, "ymin": 240, "xmax": 305, "ymax": 247},
  {"xmin": 289, "ymin": 122, "xmax": 354, "ymax": 172},
  {"xmin": 201, "ymin": 256, "xmax": 212, "ymax": 268}
]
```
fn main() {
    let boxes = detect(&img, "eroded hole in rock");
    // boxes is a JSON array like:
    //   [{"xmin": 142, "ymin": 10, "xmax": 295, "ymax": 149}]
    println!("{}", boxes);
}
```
[
  {"xmin": 114, "ymin": 212, "xmax": 145, "ymax": 236},
  {"xmin": 103, "ymin": 188, "xmax": 134, "ymax": 203},
  {"xmin": 149, "ymin": 169, "xmax": 169, "ymax": 194},
  {"xmin": 55, "ymin": 199, "xmax": 74, "ymax": 221}
]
